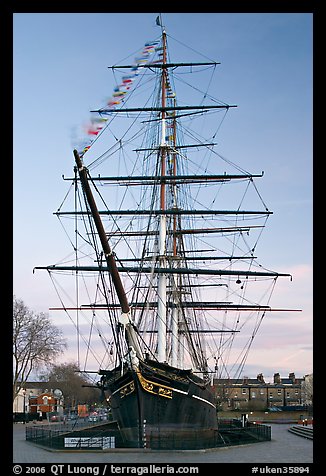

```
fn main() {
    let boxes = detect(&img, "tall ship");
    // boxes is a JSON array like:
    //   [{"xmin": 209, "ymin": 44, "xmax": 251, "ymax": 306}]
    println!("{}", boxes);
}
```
[{"xmin": 35, "ymin": 17, "xmax": 292, "ymax": 448}]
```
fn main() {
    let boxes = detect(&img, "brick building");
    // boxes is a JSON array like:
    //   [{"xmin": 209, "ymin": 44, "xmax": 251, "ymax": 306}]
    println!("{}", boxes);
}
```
[
  {"xmin": 13, "ymin": 382, "xmax": 64, "ymax": 419},
  {"xmin": 213, "ymin": 372, "xmax": 306, "ymax": 410},
  {"xmin": 29, "ymin": 391, "xmax": 62, "ymax": 419}
]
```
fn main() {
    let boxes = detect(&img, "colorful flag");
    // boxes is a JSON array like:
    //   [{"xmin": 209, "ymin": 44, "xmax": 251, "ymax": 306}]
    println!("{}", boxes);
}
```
[{"xmin": 76, "ymin": 37, "xmax": 160, "ymax": 157}]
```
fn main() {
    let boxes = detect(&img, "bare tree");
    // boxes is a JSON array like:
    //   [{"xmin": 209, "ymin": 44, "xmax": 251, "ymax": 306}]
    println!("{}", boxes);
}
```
[
  {"xmin": 40, "ymin": 362, "xmax": 100, "ymax": 409},
  {"xmin": 13, "ymin": 296, "xmax": 66, "ymax": 401}
]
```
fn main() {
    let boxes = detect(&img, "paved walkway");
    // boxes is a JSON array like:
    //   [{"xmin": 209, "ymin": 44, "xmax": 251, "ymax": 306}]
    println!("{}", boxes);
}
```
[{"xmin": 13, "ymin": 422, "xmax": 313, "ymax": 464}]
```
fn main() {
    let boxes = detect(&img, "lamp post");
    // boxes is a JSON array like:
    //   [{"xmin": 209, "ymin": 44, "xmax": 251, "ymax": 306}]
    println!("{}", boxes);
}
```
[
  {"xmin": 29, "ymin": 391, "xmax": 33, "ymax": 414},
  {"xmin": 22, "ymin": 389, "xmax": 26, "ymax": 424}
]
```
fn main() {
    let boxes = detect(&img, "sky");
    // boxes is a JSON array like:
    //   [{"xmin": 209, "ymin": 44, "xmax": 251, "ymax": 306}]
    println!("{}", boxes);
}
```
[{"xmin": 13, "ymin": 12, "xmax": 313, "ymax": 383}]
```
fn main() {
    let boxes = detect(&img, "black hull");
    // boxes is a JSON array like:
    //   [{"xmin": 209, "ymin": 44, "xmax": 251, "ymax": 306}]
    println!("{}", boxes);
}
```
[{"xmin": 101, "ymin": 359, "xmax": 218, "ymax": 448}]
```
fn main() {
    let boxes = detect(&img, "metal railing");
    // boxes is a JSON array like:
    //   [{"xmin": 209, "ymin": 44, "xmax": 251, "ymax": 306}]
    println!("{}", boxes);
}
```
[
  {"xmin": 25, "ymin": 419, "xmax": 271, "ymax": 450},
  {"xmin": 26, "ymin": 423, "xmax": 122, "ymax": 450}
]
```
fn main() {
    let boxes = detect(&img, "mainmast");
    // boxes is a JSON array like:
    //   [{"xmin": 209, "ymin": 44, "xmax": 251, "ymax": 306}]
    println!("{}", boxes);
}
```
[
  {"xmin": 157, "ymin": 29, "xmax": 168, "ymax": 362},
  {"xmin": 170, "ymin": 95, "xmax": 181, "ymax": 368}
]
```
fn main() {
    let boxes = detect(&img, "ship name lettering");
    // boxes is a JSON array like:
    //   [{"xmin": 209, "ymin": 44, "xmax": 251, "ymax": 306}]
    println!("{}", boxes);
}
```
[
  {"xmin": 119, "ymin": 381, "xmax": 135, "ymax": 398},
  {"xmin": 158, "ymin": 387, "xmax": 172, "ymax": 397}
]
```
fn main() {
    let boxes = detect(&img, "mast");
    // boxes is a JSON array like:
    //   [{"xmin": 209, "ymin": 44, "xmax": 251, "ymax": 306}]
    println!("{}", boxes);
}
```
[
  {"xmin": 170, "ymin": 94, "xmax": 179, "ymax": 367},
  {"xmin": 157, "ymin": 29, "xmax": 168, "ymax": 362}
]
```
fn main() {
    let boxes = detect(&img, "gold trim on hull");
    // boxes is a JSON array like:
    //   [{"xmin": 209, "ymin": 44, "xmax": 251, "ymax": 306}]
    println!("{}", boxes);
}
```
[
  {"xmin": 108, "ymin": 369, "xmax": 216, "ymax": 409},
  {"xmin": 111, "ymin": 380, "xmax": 135, "ymax": 399},
  {"xmin": 137, "ymin": 371, "xmax": 173, "ymax": 399}
]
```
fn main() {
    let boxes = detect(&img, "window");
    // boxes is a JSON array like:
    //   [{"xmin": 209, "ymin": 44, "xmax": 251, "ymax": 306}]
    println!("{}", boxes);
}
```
[{"xmin": 242, "ymin": 388, "xmax": 247, "ymax": 394}]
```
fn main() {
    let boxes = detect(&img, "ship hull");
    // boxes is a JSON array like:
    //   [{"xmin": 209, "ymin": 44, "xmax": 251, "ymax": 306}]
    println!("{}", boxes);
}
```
[{"xmin": 102, "ymin": 359, "xmax": 218, "ymax": 448}]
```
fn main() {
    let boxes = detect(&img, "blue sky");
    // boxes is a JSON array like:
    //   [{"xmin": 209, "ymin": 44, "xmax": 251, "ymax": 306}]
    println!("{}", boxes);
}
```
[{"xmin": 13, "ymin": 13, "xmax": 313, "ymax": 382}]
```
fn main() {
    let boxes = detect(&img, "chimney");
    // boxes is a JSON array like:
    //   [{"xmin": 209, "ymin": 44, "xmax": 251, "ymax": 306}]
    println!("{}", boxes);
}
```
[
  {"xmin": 274, "ymin": 372, "xmax": 281, "ymax": 384},
  {"xmin": 289, "ymin": 372, "xmax": 296, "ymax": 383},
  {"xmin": 257, "ymin": 373, "xmax": 265, "ymax": 383}
]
